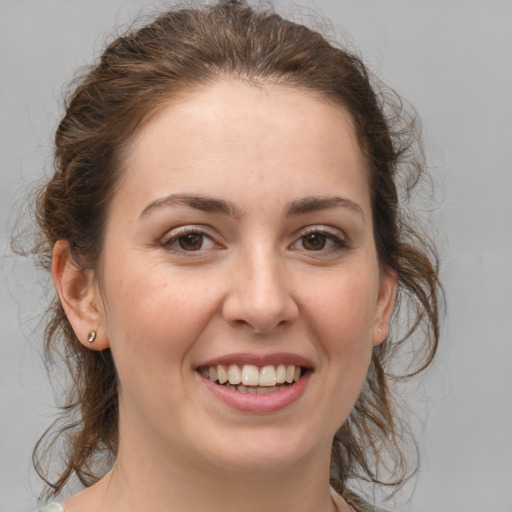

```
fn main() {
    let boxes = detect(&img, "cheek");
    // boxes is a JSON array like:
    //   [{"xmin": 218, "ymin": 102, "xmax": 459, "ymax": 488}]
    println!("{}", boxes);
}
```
[
  {"xmin": 101, "ymin": 262, "xmax": 221, "ymax": 370},
  {"xmin": 315, "ymin": 277, "xmax": 378, "ymax": 424},
  {"xmin": 99, "ymin": 264, "xmax": 224, "ymax": 425},
  {"xmin": 311, "ymin": 270, "xmax": 378, "ymax": 340},
  {"xmin": 306, "ymin": 269, "xmax": 378, "ymax": 381}
]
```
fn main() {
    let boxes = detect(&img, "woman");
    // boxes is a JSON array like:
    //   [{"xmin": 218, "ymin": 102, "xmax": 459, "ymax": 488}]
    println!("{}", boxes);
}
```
[{"xmin": 31, "ymin": 1, "xmax": 441, "ymax": 511}]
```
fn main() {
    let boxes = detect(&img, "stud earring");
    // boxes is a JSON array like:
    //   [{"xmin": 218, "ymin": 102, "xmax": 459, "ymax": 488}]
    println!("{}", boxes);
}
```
[{"xmin": 87, "ymin": 330, "xmax": 97, "ymax": 344}]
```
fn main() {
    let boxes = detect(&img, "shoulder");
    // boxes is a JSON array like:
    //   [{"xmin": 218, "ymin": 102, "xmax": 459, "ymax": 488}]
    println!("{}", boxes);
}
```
[
  {"xmin": 344, "ymin": 492, "xmax": 391, "ymax": 512},
  {"xmin": 331, "ymin": 488, "xmax": 391, "ymax": 512},
  {"xmin": 37, "ymin": 504, "xmax": 66, "ymax": 512}
]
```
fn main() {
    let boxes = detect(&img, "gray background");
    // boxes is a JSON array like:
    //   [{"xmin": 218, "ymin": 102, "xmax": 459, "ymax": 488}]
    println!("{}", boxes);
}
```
[{"xmin": 1, "ymin": 1, "xmax": 511, "ymax": 510}]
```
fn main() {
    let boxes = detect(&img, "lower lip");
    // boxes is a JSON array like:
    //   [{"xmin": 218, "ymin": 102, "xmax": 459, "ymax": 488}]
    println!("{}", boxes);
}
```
[{"xmin": 199, "ymin": 372, "xmax": 311, "ymax": 413}]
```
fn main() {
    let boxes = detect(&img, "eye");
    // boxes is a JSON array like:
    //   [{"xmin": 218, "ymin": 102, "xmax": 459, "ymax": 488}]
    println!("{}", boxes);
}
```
[
  {"xmin": 177, "ymin": 232, "xmax": 207, "ymax": 251},
  {"xmin": 290, "ymin": 227, "xmax": 348, "ymax": 253},
  {"xmin": 161, "ymin": 227, "xmax": 219, "ymax": 253},
  {"xmin": 301, "ymin": 233, "xmax": 329, "ymax": 251}
]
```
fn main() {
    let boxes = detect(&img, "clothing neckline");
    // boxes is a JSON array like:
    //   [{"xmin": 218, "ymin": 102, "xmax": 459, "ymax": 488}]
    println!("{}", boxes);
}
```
[{"xmin": 40, "ymin": 489, "xmax": 389, "ymax": 512}]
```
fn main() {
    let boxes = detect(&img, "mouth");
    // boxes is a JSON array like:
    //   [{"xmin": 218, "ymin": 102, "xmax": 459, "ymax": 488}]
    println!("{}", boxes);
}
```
[{"xmin": 197, "ymin": 364, "xmax": 306, "ymax": 394}]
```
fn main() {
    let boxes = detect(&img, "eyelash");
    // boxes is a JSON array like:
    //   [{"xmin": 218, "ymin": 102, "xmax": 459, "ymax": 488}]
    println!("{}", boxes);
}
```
[
  {"xmin": 160, "ymin": 226, "xmax": 221, "ymax": 255},
  {"xmin": 160, "ymin": 226, "xmax": 349, "ymax": 255},
  {"xmin": 290, "ymin": 226, "xmax": 349, "ymax": 254}
]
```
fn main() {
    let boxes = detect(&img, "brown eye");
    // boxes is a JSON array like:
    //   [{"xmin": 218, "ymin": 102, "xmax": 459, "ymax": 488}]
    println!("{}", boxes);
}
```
[
  {"xmin": 162, "ymin": 227, "xmax": 219, "ymax": 254},
  {"xmin": 302, "ymin": 233, "xmax": 327, "ymax": 250},
  {"xmin": 178, "ymin": 233, "xmax": 204, "ymax": 251}
]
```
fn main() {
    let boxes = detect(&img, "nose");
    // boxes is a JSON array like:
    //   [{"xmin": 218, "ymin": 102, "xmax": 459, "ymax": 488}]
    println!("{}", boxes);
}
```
[{"xmin": 222, "ymin": 250, "xmax": 299, "ymax": 334}]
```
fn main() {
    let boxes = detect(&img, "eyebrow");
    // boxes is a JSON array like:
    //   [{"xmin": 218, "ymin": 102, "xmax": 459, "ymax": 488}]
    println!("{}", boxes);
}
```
[
  {"xmin": 286, "ymin": 196, "xmax": 365, "ymax": 222},
  {"xmin": 139, "ymin": 193, "xmax": 364, "ymax": 222},
  {"xmin": 139, "ymin": 193, "xmax": 239, "ymax": 219}
]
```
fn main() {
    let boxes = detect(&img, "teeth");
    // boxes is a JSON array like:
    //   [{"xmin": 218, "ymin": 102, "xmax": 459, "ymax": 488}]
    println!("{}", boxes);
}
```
[
  {"xmin": 201, "ymin": 363, "xmax": 303, "ymax": 387},
  {"xmin": 285, "ymin": 365, "xmax": 295, "ymax": 383},
  {"xmin": 208, "ymin": 366, "xmax": 218, "ymax": 382},
  {"xmin": 276, "ymin": 364, "xmax": 286, "ymax": 384},
  {"xmin": 217, "ymin": 365, "xmax": 228, "ymax": 384},
  {"xmin": 242, "ymin": 365, "xmax": 260, "ymax": 386},
  {"xmin": 228, "ymin": 364, "xmax": 242, "ymax": 385},
  {"xmin": 259, "ymin": 365, "xmax": 277, "ymax": 386},
  {"xmin": 257, "ymin": 385, "xmax": 280, "ymax": 394}
]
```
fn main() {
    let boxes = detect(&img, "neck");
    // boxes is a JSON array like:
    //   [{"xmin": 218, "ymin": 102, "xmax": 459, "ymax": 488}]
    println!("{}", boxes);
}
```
[
  {"xmin": 64, "ymin": 432, "xmax": 341, "ymax": 512},
  {"xmin": 108, "ymin": 446, "xmax": 336, "ymax": 512},
  {"xmin": 62, "ymin": 401, "xmax": 350, "ymax": 512}
]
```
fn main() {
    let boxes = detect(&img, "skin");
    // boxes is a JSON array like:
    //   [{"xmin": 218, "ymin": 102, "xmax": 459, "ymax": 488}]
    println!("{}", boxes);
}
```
[{"xmin": 53, "ymin": 81, "xmax": 397, "ymax": 512}]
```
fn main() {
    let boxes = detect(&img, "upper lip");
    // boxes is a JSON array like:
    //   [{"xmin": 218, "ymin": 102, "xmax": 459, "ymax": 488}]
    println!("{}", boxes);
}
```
[{"xmin": 197, "ymin": 352, "xmax": 314, "ymax": 369}]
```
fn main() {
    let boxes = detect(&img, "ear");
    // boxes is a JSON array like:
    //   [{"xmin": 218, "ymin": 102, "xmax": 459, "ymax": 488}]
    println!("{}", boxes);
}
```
[
  {"xmin": 372, "ymin": 268, "xmax": 398, "ymax": 347},
  {"xmin": 52, "ymin": 240, "xmax": 109, "ymax": 351}
]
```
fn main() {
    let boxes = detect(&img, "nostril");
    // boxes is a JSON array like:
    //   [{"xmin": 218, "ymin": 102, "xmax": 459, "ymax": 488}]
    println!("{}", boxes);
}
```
[{"xmin": 222, "ymin": 294, "xmax": 299, "ymax": 334}]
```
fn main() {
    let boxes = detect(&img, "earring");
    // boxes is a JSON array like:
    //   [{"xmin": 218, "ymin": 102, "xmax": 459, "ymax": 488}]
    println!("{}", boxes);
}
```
[{"xmin": 87, "ymin": 330, "xmax": 97, "ymax": 344}]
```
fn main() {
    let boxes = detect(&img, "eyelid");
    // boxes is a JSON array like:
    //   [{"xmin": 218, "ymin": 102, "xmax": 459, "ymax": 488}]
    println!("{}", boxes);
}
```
[
  {"xmin": 161, "ymin": 224, "xmax": 208, "ymax": 242},
  {"xmin": 299, "ymin": 225, "xmax": 345, "ymax": 237},
  {"xmin": 159, "ymin": 224, "xmax": 349, "ymax": 255},
  {"xmin": 160, "ymin": 225, "xmax": 223, "ymax": 253},
  {"xmin": 289, "ymin": 225, "xmax": 350, "ymax": 252},
  {"xmin": 299, "ymin": 225, "xmax": 348, "ymax": 242}
]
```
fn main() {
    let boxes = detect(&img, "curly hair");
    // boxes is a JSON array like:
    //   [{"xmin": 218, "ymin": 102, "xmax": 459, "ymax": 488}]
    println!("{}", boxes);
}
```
[{"xmin": 27, "ymin": 0, "xmax": 441, "ymax": 501}]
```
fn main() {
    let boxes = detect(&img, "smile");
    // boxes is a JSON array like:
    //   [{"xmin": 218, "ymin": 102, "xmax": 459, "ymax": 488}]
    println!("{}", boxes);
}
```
[{"xmin": 198, "ymin": 364, "xmax": 303, "ymax": 394}]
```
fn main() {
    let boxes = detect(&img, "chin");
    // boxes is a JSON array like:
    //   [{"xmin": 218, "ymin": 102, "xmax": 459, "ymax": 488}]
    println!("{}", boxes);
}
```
[{"xmin": 192, "ymin": 425, "xmax": 330, "ymax": 478}]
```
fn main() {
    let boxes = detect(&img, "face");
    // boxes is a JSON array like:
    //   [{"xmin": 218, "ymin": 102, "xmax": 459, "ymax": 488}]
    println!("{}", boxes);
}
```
[{"xmin": 92, "ymin": 81, "xmax": 396, "ymax": 477}]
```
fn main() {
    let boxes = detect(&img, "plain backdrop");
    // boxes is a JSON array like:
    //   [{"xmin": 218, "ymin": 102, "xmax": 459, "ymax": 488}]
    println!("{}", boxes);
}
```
[{"xmin": 1, "ymin": 1, "xmax": 511, "ymax": 511}]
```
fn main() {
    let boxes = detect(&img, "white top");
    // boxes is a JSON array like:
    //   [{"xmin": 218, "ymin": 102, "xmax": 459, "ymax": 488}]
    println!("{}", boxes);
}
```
[
  {"xmin": 37, "ymin": 490, "xmax": 389, "ymax": 512},
  {"xmin": 38, "ymin": 505, "xmax": 64, "ymax": 512}
]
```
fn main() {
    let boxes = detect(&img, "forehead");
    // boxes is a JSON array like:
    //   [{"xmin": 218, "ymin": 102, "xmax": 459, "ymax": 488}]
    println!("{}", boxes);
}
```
[{"xmin": 115, "ymin": 80, "xmax": 370, "ymax": 214}]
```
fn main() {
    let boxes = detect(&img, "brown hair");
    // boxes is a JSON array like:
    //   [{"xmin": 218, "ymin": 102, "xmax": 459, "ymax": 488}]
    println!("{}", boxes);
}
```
[{"xmin": 28, "ymin": 0, "xmax": 441, "ymax": 501}]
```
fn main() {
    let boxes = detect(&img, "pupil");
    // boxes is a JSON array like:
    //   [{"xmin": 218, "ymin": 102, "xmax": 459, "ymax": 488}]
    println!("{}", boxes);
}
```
[
  {"xmin": 304, "ymin": 233, "xmax": 326, "ymax": 250},
  {"xmin": 179, "ymin": 233, "xmax": 203, "ymax": 250}
]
